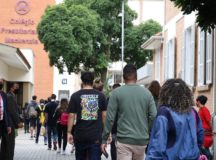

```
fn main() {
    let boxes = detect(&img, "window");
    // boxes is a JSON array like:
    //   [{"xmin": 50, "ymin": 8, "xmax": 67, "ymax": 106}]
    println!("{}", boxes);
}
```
[
  {"xmin": 164, "ymin": 38, "xmax": 175, "ymax": 80},
  {"xmin": 181, "ymin": 25, "xmax": 195, "ymax": 86},
  {"xmin": 155, "ymin": 48, "xmax": 160, "ymax": 81},
  {"xmin": 198, "ymin": 29, "xmax": 213, "ymax": 86}
]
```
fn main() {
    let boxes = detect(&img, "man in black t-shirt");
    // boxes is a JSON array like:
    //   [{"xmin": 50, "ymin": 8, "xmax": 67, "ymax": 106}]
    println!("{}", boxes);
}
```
[
  {"xmin": 67, "ymin": 72, "xmax": 107, "ymax": 160},
  {"xmin": 45, "ymin": 94, "xmax": 58, "ymax": 150}
]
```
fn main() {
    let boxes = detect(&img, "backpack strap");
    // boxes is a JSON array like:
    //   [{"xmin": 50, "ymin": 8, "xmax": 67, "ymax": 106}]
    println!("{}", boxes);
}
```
[{"xmin": 158, "ymin": 106, "xmax": 176, "ymax": 149}]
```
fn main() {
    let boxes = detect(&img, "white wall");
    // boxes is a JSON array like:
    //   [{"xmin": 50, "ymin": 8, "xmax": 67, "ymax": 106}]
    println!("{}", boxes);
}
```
[
  {"xmin": 128, "ymin": 0, "xmax": 164, "ymax": 26},
  {"xmin": 0, "ymin": 59, "xmax": 9, "ymax": 80},
  {"xmin": 53, "ymin": 66, "xmax": 81, "ymax": 100}
]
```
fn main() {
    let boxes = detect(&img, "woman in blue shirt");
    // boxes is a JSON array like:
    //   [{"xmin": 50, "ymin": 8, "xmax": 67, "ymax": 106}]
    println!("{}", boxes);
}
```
[{"xmin": 146, "ymin": 79, "xmax": 204, "ymax": 160}]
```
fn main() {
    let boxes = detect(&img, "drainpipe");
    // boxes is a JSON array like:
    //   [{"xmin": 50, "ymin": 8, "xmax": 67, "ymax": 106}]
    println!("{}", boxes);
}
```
[{"xmin": 213, "ymin": 29, "xmax": 216, "ymax": 159}]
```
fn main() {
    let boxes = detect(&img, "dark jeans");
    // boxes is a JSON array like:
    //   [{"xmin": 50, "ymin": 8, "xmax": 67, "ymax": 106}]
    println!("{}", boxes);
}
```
[
  {"xmin": 0, "ymin": 127, "xmax": 15, "ymax": 160},
  {"xmin": 24, "ymin": 118, "xmax": 29, "ymax": 133},
  {"xmin": 111, "ymin": 134, "xmax": 117, "ymax": 160},
  {"xmin": 47, "ymin": 125, "xmax": 57, "ymax": 149},
  {"xmin": 75, "ymin": 142, "xmax": 101, "ymax": 160},
  {"xmin": 36, "ymin": 122, "xmax": 47, "ymax": 143},
  {"xmin": 57, "ymin": 123, "xmax": 67, "ymax": 150}
]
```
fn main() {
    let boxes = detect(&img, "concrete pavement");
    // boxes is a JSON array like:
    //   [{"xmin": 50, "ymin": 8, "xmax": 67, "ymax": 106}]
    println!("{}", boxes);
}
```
[{"xmin": 14, "ymin": 129, "xmax": 111, "ymax": 160}]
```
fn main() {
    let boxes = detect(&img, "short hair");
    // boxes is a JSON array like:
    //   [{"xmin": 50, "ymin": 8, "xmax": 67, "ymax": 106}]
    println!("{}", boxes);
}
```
[
  {"xmin": 51, "ymin": 94, "xmax": 56, "ymax": 100},
  {"xmin": 123, "ymin": 64, "xmax": 137, "ymax": 80},
  {"xmin": 112, "ymin": 83, "xmax": 121, "ymax": 89},
  {"xmin": 32, "ymin": 95, "xmax": 37, "ymax": 100},
  {"xmin": 81, "ymin": 72, "xmax": 94, "ymax": 85},
  {"xmin": 40, "ymin": 99, "xmax": 45, "ymax": 103},
  {"xmin": 8, "ymin": 82, "xmax": 18, "ymax": 90},
  {"xmin": 159, "ymin": 78, "xmax": 194, "ymax": 113},
  {"xmin": 196, "ymin": 95, "xmax": 208, "ymax": 105}
]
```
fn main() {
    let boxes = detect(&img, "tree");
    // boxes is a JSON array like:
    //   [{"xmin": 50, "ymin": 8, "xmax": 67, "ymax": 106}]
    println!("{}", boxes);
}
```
[
  {"xmin": 124, "ymin": 20, "xmax": 162, "ymax": 68},
  {"xmin": 37, "ymin": 0, "xmax": 162, "ymax": 81},
  {"xmin": 37, "ymin": 4, "xmax": 102, "ymax": 73},
  {"xmin": 170, "ymin": 0, "xmax": 216, "ymax": 31}
]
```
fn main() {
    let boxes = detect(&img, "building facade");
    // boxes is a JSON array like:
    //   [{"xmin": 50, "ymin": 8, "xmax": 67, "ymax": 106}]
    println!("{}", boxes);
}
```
[{"xmin": 142, "ymin": 0, "xmax": 215, "ymax": 114}]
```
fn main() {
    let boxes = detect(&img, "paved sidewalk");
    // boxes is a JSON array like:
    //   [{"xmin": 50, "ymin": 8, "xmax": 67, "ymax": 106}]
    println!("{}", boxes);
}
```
[{"xmin": 14, "ymin": 129, "xmax": 111, "ymax": 160}]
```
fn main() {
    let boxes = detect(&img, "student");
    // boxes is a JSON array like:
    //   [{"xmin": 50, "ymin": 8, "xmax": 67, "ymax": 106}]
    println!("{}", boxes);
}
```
[
  {"xmin": 102, "ymin": 64, "xmax": 157, "ymax": 160},
  {"xmin": 45, "ymin": 94, "xmax": 58, "ymax": 150},
  {"xmin": 146, "ymin": 79, "xmax": 204, "ymax": 160},
  {"xmin": 196, "ymin": 95, "xmax": 213, "ymax": 160},
  {"xmin": 35, "ymin": 99, "xmax": 47, "ymax": 145},
  {"xmin": 67, "ymin": 72, "xmax": 107, "ymax": 160},
  {"xmin": 53, "ymin": 98, "xmax": 69, "ymax": 155}
]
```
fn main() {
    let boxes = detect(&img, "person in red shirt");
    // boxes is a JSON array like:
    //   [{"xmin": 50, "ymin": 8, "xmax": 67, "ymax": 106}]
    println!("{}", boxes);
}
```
[{"xmin": 196, "ymin": 95, "xmax": 213, "ymax": 160}]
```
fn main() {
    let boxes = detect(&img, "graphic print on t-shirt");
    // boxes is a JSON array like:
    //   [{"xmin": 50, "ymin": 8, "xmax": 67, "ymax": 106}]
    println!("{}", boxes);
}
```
[{"xmin": 80, "ymin": 94, "xmax": 99, "ymax": 120}]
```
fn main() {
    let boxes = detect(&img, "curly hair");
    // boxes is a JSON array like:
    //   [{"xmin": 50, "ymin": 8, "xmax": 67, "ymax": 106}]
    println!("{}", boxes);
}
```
[{"xmin": 159, "ymin": 78, "xmax": 194, "ymax": 113}]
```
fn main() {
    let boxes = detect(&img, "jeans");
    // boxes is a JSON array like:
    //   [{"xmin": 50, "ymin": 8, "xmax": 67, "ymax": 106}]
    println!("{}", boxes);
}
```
[
  {"xmin": 47, "ymin": 125, "xmax": 57, "ymax": 149},
  {"xmin": 24, "ymin": 118, "xmax": 29, "ymax": 133},
  {"xmin": 75, "ymin": 142, "xmax": 101, "ymax": 160},
  {"xmin": 57, "ymin": 123, "xmax": 67, "ymax": 150},
  {"xmin": 36, "ymin": 122, "xmax": 47, "ymax": 143},
  {"xmin": 111, "ymin": 134, "xmax": 117, "ymax": 160}
]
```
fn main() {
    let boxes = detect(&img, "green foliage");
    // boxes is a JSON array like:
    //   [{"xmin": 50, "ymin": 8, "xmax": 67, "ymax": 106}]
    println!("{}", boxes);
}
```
[
  {"xmin": 170, "ymin": 0, "xmax": 216, "ymax": 32},
  {"xmin": 37, "ymin": 4, "xmax": 102, "ymax": 73},
  {"xmin": 125, "ymin": 19, "xmax": 162, "ymax": 68},
  {"xmin": 37, "ymin": 0, "xmax": 162, "ymax": 79}
]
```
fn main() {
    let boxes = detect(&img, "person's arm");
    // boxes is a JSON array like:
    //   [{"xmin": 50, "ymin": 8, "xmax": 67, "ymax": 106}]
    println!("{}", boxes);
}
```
[
  {"xmin": 7, "ymin": 94, "xmax": 20, "ymax": 128},
  {"xmin": 3, "ymin": 93, "xmax": 11, "ymax": 134},
  {"xmin": 101, "ymin": 91, "xmax": 118, "ymax": 145},
  {"xmin": 102, "ymin": 111, "xmax": 106, "ymax": 126},
  {"xmin": 203, "ymin": 107, "xmax": 212, "ymax": 128},
  {"xmin": 67, "ymin": 94, "xmax": 77, "ymax": 144},
  {"xmin": 148, "ymin": 94, "xmax": 157, "ymax": 131},
  {"xmin": 67, "ymin": 113, "xmax": 75, "ymax": 144},
  {"xmin": 145, "ymin": 116, "xmax": 168, "ymax": 160}
]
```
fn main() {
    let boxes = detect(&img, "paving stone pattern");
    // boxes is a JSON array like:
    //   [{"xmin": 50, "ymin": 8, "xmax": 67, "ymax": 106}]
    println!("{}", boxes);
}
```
[{"xmin": 14, "ymin": 129, "xmax": 111, "ymax": 160}]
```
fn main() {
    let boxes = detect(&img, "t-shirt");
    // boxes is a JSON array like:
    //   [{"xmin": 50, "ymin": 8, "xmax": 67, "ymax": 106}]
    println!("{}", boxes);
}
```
[
  {"xmin": 68, "ymin": 89, "xmax": 107, "ymax": 143},
  {"xmin": 45, "ymin": 101, "xmax": 58, "ymax": 126}
]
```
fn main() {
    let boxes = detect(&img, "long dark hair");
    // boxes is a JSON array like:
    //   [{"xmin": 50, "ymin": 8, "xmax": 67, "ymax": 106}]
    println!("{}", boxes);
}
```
[
  {"xmin": 59, "ymin": 98, "xmax": 68, "ymax": 112},
  {"xmin": 159, "ymin": 78, "xmax": 194, "ymax": 113}
]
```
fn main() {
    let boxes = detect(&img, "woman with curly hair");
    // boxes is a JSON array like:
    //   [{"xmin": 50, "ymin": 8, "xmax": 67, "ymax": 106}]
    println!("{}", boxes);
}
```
[{"xmin": 146, "ymin": 78, "xmax": 204, "ymax": 160}]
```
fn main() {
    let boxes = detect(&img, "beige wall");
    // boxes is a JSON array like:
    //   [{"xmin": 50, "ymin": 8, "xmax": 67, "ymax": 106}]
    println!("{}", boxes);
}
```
[
  {"xmin": 23, "ymin": 82, "xmax": 33, "ymax": 104},
  {"xmin": 165, "ymin": 0, "xmax": 181, "ymax": 24}
]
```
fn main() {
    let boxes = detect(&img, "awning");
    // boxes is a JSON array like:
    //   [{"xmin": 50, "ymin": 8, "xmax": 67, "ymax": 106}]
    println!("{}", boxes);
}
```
[
  {"xmin": 141, "ymin": 36, "xmax": 163, "ymax": 50},
  {"xmin": 0, "ymin": 43, "xmax": 31, "ymax": 71}
]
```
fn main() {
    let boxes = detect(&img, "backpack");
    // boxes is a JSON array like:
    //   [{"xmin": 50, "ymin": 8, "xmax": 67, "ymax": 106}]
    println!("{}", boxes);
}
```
[
  {"xmin": 29, "ymin": 105, "xmax": 37, "ymax": 118},
  {"xmin": 60, "ymin": 112, "xmax": 68, "ymax": 125},
  {"xmin": 38, "ymin": 105, "xmax": 45, "ymax": 125}
]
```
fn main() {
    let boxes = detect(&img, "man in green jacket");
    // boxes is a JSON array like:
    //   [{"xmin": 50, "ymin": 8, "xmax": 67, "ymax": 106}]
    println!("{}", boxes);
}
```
[{"xmin": 101, "ymin": 64, "xmax": 157, "ymax": 160}]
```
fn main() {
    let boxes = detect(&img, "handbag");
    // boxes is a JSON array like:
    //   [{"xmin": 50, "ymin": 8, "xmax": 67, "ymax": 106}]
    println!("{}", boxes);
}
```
[{"xmin": 199, "ymin": 154, "xmax": 208, "ymax": 160}]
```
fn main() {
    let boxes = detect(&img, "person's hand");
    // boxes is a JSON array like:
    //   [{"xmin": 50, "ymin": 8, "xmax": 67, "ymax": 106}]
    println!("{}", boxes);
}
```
[
  {"xmin": 106, "ymin": 134, "xmax": 112, "ymax": 144},
  {"xmin": 101, "ymin": 143, "xmax": 107, "ymax": 153},
  {"xmin": 18, "ymin": 122, "xmax": 23, "ymax": 128},
  {"xmin": 7, "ymin": 127, "xmax": 12, "ymax": 134},
  {"xmin": 67, "ymin": 133, "xmax": 74, "ymax": 144}
]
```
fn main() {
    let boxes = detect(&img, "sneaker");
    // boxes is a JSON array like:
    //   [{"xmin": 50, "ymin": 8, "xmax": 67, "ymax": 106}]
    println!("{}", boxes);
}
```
[
  {"xmin": 57, "ymin": 149, "xmax": 61, "ymax": 154},
  {"xmin": 53, "ymin": 142, "xmax": 57, "ymax": 151},
  {"xmin": 61, "ymin": 150, "xmax": 66, "ymax": 155},
  {"xmin": 44, "ymin": 143, "xmax": 47, "ymax": 145},
  {"xmin": 47, "ymin": 148, "xmax": 51, "ymax": 150},
  {"xmin": 30, "ymin": 136, "xmax": 33, "ymax": 139},
  {"xmin": 35, "ymin": 140, "xmax": 38, "ymax": 144}
]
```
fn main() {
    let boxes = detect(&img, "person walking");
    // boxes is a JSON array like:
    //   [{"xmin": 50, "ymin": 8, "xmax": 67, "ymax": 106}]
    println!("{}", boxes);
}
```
[
  {"xmin": 148, "ymin": 80, "xmax": 161, "ymax": 109},
  {"xmin": 0, "ymin": 78, "xmax": 12, "ymax": 157},
  {"xmin": 67, "ymin": 72, "xmax": 107, "ymax": 160},
  {"xmin": 45, "ymin": 94, "xmax": 58, "ymax": 150},
  {"xmin": 0, "ymin": 82, "xmax": 23, "ymax": 160},
  {"xmin": 101, "ymin": 64, "xmax": 157, "ymax": 160},
  {"xmin": 53, "ymin": 98, "xmax": 69, "ymax": 155},
  {"xmin": 23, "ymin": 102, "xmax": 30, "ymax": 134},
  {"xmin": 145, "ymin": 79, "xmax": 204, "ymax": 160},
  {"xmin": 27, "ymin": 95, "xmax": 38, "ymax": 139},
  {"xmin": 35, "ymin": 99, "xmax": 47, "ymax": 145},
  {"xmin": 196, "ymin": 95, "xmax": 213, "ymax": 160}
]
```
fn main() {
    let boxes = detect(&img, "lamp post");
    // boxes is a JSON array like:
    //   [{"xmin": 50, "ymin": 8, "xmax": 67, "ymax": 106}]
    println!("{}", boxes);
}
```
[{"xmin": 121, "ymin": 0, "xmax": 125, "ymax": 83}]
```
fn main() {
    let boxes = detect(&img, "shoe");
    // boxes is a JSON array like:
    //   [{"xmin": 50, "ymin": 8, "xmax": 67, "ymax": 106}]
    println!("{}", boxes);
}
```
[
  {"xmin": 61, "ymin": 150, "xmax": 66, "ymax": 155},
  {"xmin": 48, "ymin": 148, "xmax": 51, "ymax": 150},
  {"xmin": 57, "ymin": 149, "xmax": 61, "ymax": 154},
  {"xmin": 30, "ymin": 136, "xmax": 33, "ymax": 139},
  {"xmin": 35, "ymin": 140, "xmax": 38, "ymax": 144},
  {"xmin": 44, "ymin": 143, "xmax": 47, "ymax": 145},
  {"xmin": 53, "ymin": 142, "xmax": 57, "ymax": 151}
]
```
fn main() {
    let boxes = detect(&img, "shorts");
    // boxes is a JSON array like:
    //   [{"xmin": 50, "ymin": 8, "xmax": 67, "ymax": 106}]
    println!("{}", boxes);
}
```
[{"xmin": 29, "ymin": 117, "xmax": 37, "ymax": 128}]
